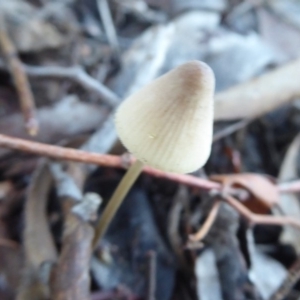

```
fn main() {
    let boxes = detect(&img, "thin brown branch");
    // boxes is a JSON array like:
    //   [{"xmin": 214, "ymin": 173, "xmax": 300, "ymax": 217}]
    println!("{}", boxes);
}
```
[
  {"xmin": 0, "ymin": 15, "xmax": 38, "ymax": 136},
  {"xmin": 49, "ymin": 166, "xmax": 100, "ymax": 300},
  {"xmin": 0, "ymin": 134, "xmax": 220, "ymax": 191},
  {"xmin": 0, "ymin": 133, "xmax": 122, "ymax": 167},
  {"xmin": 144, "ymin": 166, "xmax": 220, "ymax": 190},
  {"xmin": 223, "ymin": 194, "xmax": 300, "ymax": 229},
  {"xmin": 189, "ymin": 200, "xmax": 221, "ymax": 242},
  {"xmin": 50, "ymin": 200, "xmax": 95, "ymax": 300},
  {"xmin": 1, "ymin": 134, "xmax": 300, "ymax": 194}
]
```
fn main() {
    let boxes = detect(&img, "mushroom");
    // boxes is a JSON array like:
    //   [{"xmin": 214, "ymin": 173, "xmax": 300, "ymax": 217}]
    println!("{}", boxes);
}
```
[{"xmin": 93, "ymin": 61, "xmax": 215, "ymax": 247}]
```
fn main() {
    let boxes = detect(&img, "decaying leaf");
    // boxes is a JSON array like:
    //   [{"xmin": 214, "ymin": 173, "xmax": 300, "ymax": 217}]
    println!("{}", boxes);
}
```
[
  {"xmin": 50, "ymin": 206, "xmax": 95, "ymax": 300},
  {"xmin": 207, "ymin": 30, "xmax": 278, "ymax": 91},
  {"xmin": 49, "ymin": 163, "xmax": 100, "ymax": 300},
  {"xmin": 247, "ymin": 229, "xmax": 287, "ymax": 300},
  {"xmin": 210, "ymin": 173, "xmax": 279, "ymax": 214},
  {"xmin": 17, "ymin": 160, "xmax": 57, "ymax": 300},
  {"xmin": 214, "ymin": 58, "xmax": 300, "ymax": 120}
]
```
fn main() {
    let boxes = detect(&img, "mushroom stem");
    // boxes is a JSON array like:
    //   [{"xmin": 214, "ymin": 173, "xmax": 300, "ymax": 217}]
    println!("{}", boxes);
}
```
[{"xmin": 92, "ymin": 159, "xmax": 144, "ymax": 248}]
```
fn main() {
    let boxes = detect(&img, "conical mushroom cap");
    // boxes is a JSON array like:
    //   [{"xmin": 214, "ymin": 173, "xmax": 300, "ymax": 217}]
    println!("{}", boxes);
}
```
[{"xmin": 115, "ymin": 61, "xmax": 215, "ymax": 174}]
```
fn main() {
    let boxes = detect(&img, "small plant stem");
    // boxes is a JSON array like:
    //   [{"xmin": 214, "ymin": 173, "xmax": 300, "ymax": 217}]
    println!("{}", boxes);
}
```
[{"xmin": 92, "ymin": 160, "xmax": 144, "ymax": 248}]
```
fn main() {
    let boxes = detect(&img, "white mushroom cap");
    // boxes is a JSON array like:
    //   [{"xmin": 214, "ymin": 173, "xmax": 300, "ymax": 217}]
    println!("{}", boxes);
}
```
[{"xmin": 115, "ymin": 61, "xmax": 215, "ymax": 174}]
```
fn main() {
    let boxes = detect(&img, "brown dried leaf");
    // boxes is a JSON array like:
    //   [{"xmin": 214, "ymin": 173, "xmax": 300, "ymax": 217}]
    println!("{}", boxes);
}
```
[
  {"xmin": 210, "ymin": 173, "xmax": 279, "ymax": 214},
  {"xmin": 17, "ymin": 161, "xmax": 57, "ymax": 300},
  {"xmin": 24, "ymin": 162, "xmax": 57, "ymax": 269}
]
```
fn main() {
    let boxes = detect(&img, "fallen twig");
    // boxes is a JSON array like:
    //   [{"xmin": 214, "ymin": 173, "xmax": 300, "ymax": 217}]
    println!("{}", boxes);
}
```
[
  {"xmin": 0, "ymin": 58, "xmax": 120, "ymax": 107},
  {"xmin": 1, "ymin": 56, "xmax": 300, "ymax": 120},
  {"xmin": 223, "ymin": 194, "xmax": 300, "ymax": 229},
  {"xmin": 1, "ymin": 134, "xmax": 300, "ymax": 194},
  {"xmin": 97, "ymin": 0, "xmax": 120, "ymax": 58},
  {"xmin": 24, "ymin": 65, "xmax": 120, "ymax": 107},
  {"xmin": 189, "ymin": 200, "xmax": 221, "ymax": 242},
  {"xmin": 50, "ymin": 200, "xmax": 95, "ymax": 300},
  {"xmin": 0, "ymin": 15, "xmax": 38, "ymax": 135},
  {"xmin": 50, "ymin": 165, "xmax": 100, "ymax": 300},
  {"xmin": 0, "ymin": 134, "xmax": 220, "ymax": 190}
]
